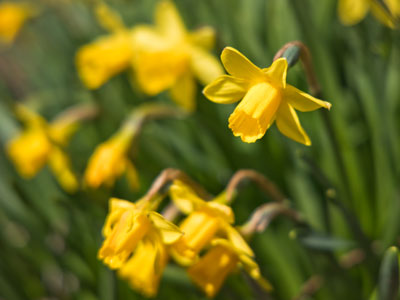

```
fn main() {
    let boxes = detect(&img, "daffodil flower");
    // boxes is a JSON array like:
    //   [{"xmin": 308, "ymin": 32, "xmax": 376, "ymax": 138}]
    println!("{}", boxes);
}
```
[
  {"xmin": 203, "ymin": 47, "xmax": 332, "ymax": 145},
  {"xmin": 130, "ymin": 0, "xmax": 223, "ymax": 111},
  {"xmin": 98, "ymin": 198, "xmax": 183, "ymax": 271},
  {"xmin": 75, "ymin": 2, "xmax": 134, "ymax": 89},
  {"xmin": 338, "ymin": 0, "xmax": 399, "ymax": 27},
  {"xmin": 188, "ymin": 229, "xmax": 272, "ymax": 298},
  {"xmin": 118, "ymin": 230, "xmax": 168, "ymax": 297},
  {"xmin": 7, "ymin": 105, "xmax": 79, "ymax": 193},
  {"xmin": 84, "ymin": 128, "xmax": 139, "ymax": 190},
  {"xmin": 168, "ymin": 180, "xmax": 235, "ymax": 266},
  {"xmin": 0, "ymin": 2, "xmax": 36, "ymax": 44}
]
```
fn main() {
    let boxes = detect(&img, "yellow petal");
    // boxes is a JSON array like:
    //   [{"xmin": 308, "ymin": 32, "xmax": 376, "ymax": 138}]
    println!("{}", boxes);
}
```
[
  {"xmin": 190, "ymin": 47, "xmax": 224, "ymax": 85},
  {"xmin": 228, "ymin": 82, "xmax": 281, "ymax": 143},
  {"xmin": 94, "ymin": 2, "xmax": 125, "ymax": 33},
  {"xmin": 148, "ymin": 211, "xmax": 183, "ymax": 244},
  {"xmin": 169, "ymin": 71, "xmax": 196, "ymax": 112},
  {"xmin": 155, "ymin": 0, "xmax": 186, "ymax": 41},
  {"xmin": 284, "ymin": 84, "xmax": 331, "ymax": 112},
  {"xmin": 48, "ymin": 118, "xmax": 79, "ymax": 146},
  {"xmin": 205, "ymin": 202, "xmax": 234, "ymax": 224},
  {"xmin": 48, "ymin": 147, "xmax": 79, "ymax": 193},
  {"xmin": 221, "ymin": 47, "xmax": 264, "ymax": 80},
  {"xmin": 187, "ymin": 245, "xmax": 239, "ymax": 298},
  {"xmin": 76, "ymin": 32, "xmax": 133, "ymax": 89},
  {"xmin": 276, "ymin": 102, "xmax": 311, "ymax": 146},
  {"xmin": 224, "ymin": 225, "xmax": 254, "ymax": 257},
  {"xmin": 239, "ymin": 254, "xmax": 273, "ymax": 292},
  {"xmin": 264, "ymin": 58, "xmax": 288, "ymax": 88},
  {"xmin": 203, "ymin": 75, "xmax": 249, "ymax": 104},
  {"xmin": 370, "ymin": 1, "xmax": 396, "ymax": 28},
  {"xmin": 125, "ymin": 160, "xmax": 140, "ymax": 190},
  {"xmin": 0, "ymin": 2, "xmax": 35, "ymax": 44},
  {"xmin": 338, "ymin": 0, "xmax": 370, "ymax": 25},
  {"xmin": 131, "ymin": 26, "xmax": 189, "ymax": 95},
  {"xmin": 385, "ymin": 0, "xmax": 400, "ymax": 17},
  {"xmin": 189, "ymin": 26, "xmax": 216, "ymax": 50},
  {"xmin": 169, "ymin": 180, "xmax": 204, "ymax": 214}
]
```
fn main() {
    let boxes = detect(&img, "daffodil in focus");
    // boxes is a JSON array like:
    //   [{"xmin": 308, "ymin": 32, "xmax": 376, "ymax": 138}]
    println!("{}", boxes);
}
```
[
  {"xmin": 203, "ymin": 47, "xmax": 332, "ymax": 145},
  {"xmin": 98, "ymin": 198, "xmax": 182, "ymax": 285},
  {"xmin": 84, "ymin": 128, "xmax": 139, "ymax": 189},
  {"xmin": 188, "ymin": 235, "xmax": 272, "ymax": 298},
  {"xmin": 6, "ymin": 105, "xmax": 79, "ymax": 193},
  {"xmin": 338, "ymin": 0, "xmax": 399, "ymax": 27},
  {"xmin": 0, "ymin": 2, "xmax": 35, "ymax": 44},
  {"xmin": 130, "ymin": 0, "xmax": 224, "ymax": 111},
  {"xmin": 168, "ymin": 180, "xmax": 235, "ymax": 266}
]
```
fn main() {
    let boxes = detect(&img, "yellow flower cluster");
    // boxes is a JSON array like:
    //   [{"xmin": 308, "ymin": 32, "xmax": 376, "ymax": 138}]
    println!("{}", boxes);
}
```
[
  {"xmin": 6, "ymin": 105, "xmax": 79, "ymax": 193},
  {"xmin": 98, "ymin": 179, "xmax": 271, "ymax": 298}
]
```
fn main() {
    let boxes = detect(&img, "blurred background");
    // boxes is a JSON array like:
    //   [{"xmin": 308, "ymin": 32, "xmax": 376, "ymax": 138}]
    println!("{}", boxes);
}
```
[{"xmin": 0, "ymin": 0, "xmax": 399, "ymax": 299}]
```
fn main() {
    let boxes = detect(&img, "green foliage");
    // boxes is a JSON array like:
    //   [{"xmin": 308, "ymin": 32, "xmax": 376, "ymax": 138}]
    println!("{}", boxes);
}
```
[{"xmin": 0, "ymin": 0, "xmax": 399, "ymax": 299}]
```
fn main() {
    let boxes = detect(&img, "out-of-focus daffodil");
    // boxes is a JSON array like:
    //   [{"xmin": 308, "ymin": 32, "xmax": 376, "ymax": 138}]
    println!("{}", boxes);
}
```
[
  {"xmin": 6, "ymin": 105, "xmax": 79, "ymax": 193},
  {"xmin": 76, "ymin": 1, "xmax": 134, "ymax": 89},
  {"xmin": 168, "ymin": 180, "xmax": 235, "ymax": 266},
  {"xmin": 338, "ymin": 0, "xmax": 399, "ymax": 27},
  {"xmin": 188, "ymin": 235, "xmax": 272, "ymax": 298},
  {"xmin": 203, "ymin": 47, "xmax": 332, "ymax": 145},
  {"xmin": 98, "ymin": 198, "xmax": 182, "ymax": 273},
  {"xmin": 131, "ymin": 0, "xmax": 224, "ymax": 111},
  {"xmin": 0, "ymin": 2, "xmax": 36, "ymax": 44},
  {"xmin": 76, "ymin": 32, "xmax": 134, "ymax": 89},
  {"xmin": 84, "ymin": 128, "xmax": 139, "ymax": 189}
]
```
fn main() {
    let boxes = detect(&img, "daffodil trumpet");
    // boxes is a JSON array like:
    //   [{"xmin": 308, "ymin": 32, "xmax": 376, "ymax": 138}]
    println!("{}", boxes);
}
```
[{"xmin": 203, "ymin": 46, "xmax": 332, "ymax": 145}]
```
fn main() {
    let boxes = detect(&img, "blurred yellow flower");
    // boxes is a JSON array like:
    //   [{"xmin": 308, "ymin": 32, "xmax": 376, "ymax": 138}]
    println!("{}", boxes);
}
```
[
  {"xmin": 338, "ymin": 0, "xmax": 399, "ymax": 27},
  {"xmin": 6, "ymin": 105, "xmax": 79, "ymax": 193},
  {"xmin": 203, "ymin": 47, "xmax": 332, "ymax": 145},
  {"xmin": 84, "ymin": 129, "xmax": 139, "ymax": 189},
  {"xmin": 169, "ymin": 180, "xmax": 234, "ymax": 266},
  {"xmin": 76, "ymin": 32, "xmax": 134, "ymax": 89},
  {"xmin": 188, "ymin": 236, "xmax": 272, "ymax": 298},
  {"xmin": 98, "ymin": 198, "xmax": 182, "ymax": 271},
  {"xmin": 131, "ymin": 0, "xmax": 224, "ymax": 111},
  {"xmin": 0, "ymin": 2, "xmax": 35, "ymax": 44},
  {"xmin": 118, "ymin": 231, "xmax": 169, "ymax": 297}
]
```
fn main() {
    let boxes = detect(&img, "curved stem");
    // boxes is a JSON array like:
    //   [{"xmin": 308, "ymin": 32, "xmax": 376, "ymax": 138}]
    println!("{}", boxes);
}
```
[{"xmin": 226, "ymin": 169, "xmax": 286, "ymax": 204}]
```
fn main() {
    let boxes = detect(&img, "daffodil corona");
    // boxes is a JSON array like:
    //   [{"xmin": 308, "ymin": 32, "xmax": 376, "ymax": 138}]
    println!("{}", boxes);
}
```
[
  {"xmin": 84, "ymin": 128, "xmax": 139, "ymax": 189},
  {"xmin": 203, "ymin": 47, "xmax": 332, "ymax": 145}
]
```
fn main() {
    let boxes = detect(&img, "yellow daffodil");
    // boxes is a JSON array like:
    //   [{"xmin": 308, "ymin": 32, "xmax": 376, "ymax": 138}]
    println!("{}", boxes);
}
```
[
  {"xmin": 6, "ymin": 105, "xmax": 79, "ymax": 193},
  {"xmin": 0, "ymin": 2, "xmax": 35, "ymax": 44},
  {"xmin": 76, "ymin": 32, "xmax": 134, "ymax": 89},
  {"xmin": 98, "ymin": 197, "xmax": 182, "ymax": 270},
  {"xmin": 76, "ymin": 1, "xmax": 134, "ymax": 89},
  {"xmin": 84, "ymin": 128, "xmax": 139, "ymax": 189},
  {"xmin": 188, "ymin": 235, "xmax": 272, "ymax": 298},
  {"xmin": 131, "ymin": 0, "xmax": 223, "ymax": 111},
  {"xmin": 338, "ymin": 0, "xmax": 399, "ymax": 27},
  {"xmin": 203, "ymin": 47, "xmax": 332, "ymax": 145},
  {"xmin": 168, "ymin": 180, "xmax": 234, "ymax": 266},
  {"xmin": 118, "ymin": 231, "xmax": 169, "ymax": 297}
]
